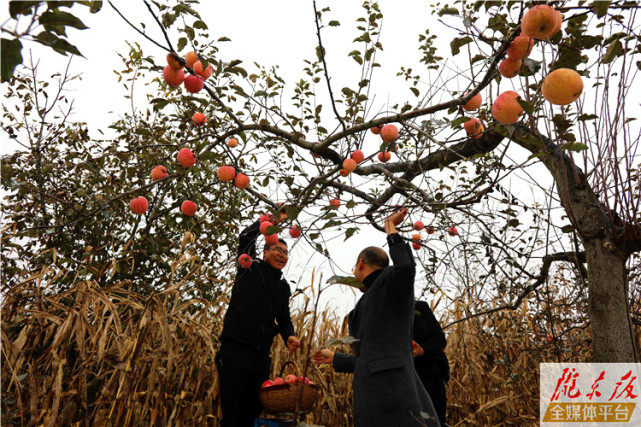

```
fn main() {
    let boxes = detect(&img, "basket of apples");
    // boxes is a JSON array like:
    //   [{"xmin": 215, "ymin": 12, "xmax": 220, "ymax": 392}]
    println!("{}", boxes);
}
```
[{"xmin": 259, "ymin": 361, "xmax": 319, "ymax": 414}]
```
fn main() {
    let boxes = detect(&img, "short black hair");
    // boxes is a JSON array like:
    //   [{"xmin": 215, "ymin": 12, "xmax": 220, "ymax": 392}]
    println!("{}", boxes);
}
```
[
  {"xmin": 264, "ymin": 238, "xmax": 288, "ymax": 251},
  {"xmin": 357, "ymin": 246, "xmax": 389, "ymax": 269}
]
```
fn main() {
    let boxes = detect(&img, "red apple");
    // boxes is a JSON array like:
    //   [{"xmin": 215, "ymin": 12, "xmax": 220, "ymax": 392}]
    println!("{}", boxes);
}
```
[
  {"xmin": 260, "ymin": 380, "xmax": 274, "ymax": 390},
  {"xmin": 343, "ymin": 158, "xmax": 357, "ymax": 172},
  {"xmin": 265, "ymin": 234, "xmax": 278, "ymax": 246},
  {"xmin": 462, "ymin": 92, "xmax": 482, "ymax": 111},
  {"xmin": 499, "ymin": 57, "xmax": 522, "ymax": 78},
  {"xmin": 184, "ymin": 75, "xmax": 204, "ymax": 93},
  {"xmin": 448, "ymin": 227, "xmax": 458, "ymax": 236},
  {"xmin": 272, "ymin": 377, "xmax": 285, "ymax": 386},
  {"xmin": 492, "ymin": 91, "xmax": 524, "ymax": 125},
  {"xmin": 521, "ymin": 4, "xmax": 560, "ymax": 39},
  {"xmin": 181, "ymin": 200, "xmax": 198, "ymax": 216},
  {"xmin": 238, "ymin": 253, "xmax": 253, "ymax": 268},
  {"xmin": 234, "ymin": 173, "xmax": 250, "ymax": 189},
  {"xmin": 285, "ymin": 374, "xmax": 298, "ymax": 384},
  {"xmin": 351, "ymin": 150, "xmax": 365, "ymax": 164},
  {"xmin": 426, "ymin": 226, "xmax": 435, "ymax": 234},
  {"xmin": 163, "ymin": 65, "xmax": 185, "ymax": 87},
  {"xmin": 151, "ymin": 165, "xmax": 168, "ymax": 181},
  {"xmin": 464, "ymin": 118, "xmax": 485, "ymax": 139},
  {"xmin": 370, "ymin": 126, "xmax": 381, "ymax": 135},
  {"xmin": 260, "ymin": 221, "xmax": 273, "ymax": 235},
  {"xmin": 260, "ymin": 214, "xmax": 273, "ymax": 224},
  {"xmin": 378, "ymin": 151, "xmax": 391, "ymax": 163},
  {"xmin": 413, "ymin": 221, "xmax": 424, "ymax": 231},
  {"xmin": 412, "ymin": 233, "xmax": 421, "ymax": 242},
  {"xmin": 541, "ymin": 68, "xmax": 583, "ymax": 106},
  {"xmin": 192, "ymin": 112, "xmax": 206, "ymax": 126},
  {"xmin": 289, "ymin": 225, "xmax": 302, "ymax": 238},
  {"xmin": 329, "ymin": 199, "xmax": 340, "ymax": 209},
  {"xmin": 227, "ymin": 138, "xmax": 238, "ymax": 148},
  {"xmin": 380, "ymin": 124, "xmax": 399, "ymax": 143},
  {"xmin": 507, "ymin": 35, "xmax": 535, "ymax": 59},
  {"xmin": 412, "ymin": 242, "xmax": 421, "ymax": 251},
  {"xmin": 177, "ymin": 148, "xmax": 196, "ymax": 168},
  {"xmin": 339, "ymin": 169, "xmax": 350, "ymax": 177},
  {"xmin": 217, "ymin": 165, "xmax": 236, "ymax": 182},
  {"xmin": 130, "ymin": 196, "xmax": 148, "ymax": 215}
]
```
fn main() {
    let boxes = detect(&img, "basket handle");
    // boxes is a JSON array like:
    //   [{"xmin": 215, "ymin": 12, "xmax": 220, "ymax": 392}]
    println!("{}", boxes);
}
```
[{"xmin": 278, "ymin": 360, "xmax": 301, "ymax": 378}]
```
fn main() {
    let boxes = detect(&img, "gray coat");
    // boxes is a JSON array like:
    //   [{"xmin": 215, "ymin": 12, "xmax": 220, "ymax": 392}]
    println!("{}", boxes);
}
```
[{"xmin": 333, "ymin": 237, "xmax": 441, "ymax": 427}]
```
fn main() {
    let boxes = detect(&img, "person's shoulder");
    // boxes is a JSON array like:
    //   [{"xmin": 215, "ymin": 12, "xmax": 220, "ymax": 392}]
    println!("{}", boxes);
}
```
[{"xmin": 415, "ymin": 300, "xmax": 429, "ymax": 310}]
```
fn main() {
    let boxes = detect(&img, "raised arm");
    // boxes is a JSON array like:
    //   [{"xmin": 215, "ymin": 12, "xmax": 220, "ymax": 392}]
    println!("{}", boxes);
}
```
[
  {"xmin": 383, "ymin": 208, "xmax": 416, "ymax": 294},
  {"xmin": 238, "ymin": 219, "xmax": 261, "ymax": 258}
]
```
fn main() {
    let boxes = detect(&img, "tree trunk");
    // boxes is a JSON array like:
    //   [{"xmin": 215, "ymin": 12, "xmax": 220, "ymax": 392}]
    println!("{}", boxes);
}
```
[
  {"xmin": 509, "ymin": 125, "xmax": 638, "ymax": 362},
  {"xmin": 584, "ymin": 239, "xmax": 637, "ymax": 361}
]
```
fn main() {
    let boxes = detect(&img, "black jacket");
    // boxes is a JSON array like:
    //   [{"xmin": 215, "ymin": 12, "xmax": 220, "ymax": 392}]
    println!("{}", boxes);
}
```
[
  {"xmin": 219, "ymin": 220, "xmax": 295, "ymax": 354},
  {"xmin": 413, "ymin": 300, "xmax": 450, "ymax": 382}
]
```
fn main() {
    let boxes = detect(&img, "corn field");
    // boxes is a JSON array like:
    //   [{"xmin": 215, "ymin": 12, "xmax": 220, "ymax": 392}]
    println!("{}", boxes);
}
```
[{"xmin": 3, "ymin": 253, "xmax": 639, "ymax": 426}]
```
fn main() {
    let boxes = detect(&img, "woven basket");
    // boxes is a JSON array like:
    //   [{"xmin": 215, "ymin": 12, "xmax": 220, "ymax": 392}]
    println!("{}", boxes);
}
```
[{"xmin": 259, "ymin": 361, "xmax": 319, "ymax": 414}]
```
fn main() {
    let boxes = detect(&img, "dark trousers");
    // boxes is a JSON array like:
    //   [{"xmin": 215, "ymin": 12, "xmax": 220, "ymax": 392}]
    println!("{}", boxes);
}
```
[
  {"xmin": 420, "ymin": 375, "xmax": 447, "ymax": 425},
  {"xmin": 216, "ymin": 341, "xmax": 271, "ymax": 427}
]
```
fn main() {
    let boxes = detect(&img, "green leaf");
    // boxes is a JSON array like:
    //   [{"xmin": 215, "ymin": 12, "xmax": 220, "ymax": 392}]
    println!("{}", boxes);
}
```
[
  {"xmin": 177, "ymin": 37, "xmax": 187, "ymax": 52},
  {"xmin": 602, "ymin": 39, "xmax": 623, "ymax": 64},
  {"xmin": 284, "ymin": 205, "xmax": 300, "ymax": 221},
  {"xmin": 1, "ymin": 38, "xmax": 23, "ymax": 81},
  {"xmin": 162, "ymin": 12, "xmax": 177, "ymax": 27},
  {"xmin": 328, "ymin": 20, "xmax": 340, "ymax": 26},
  {"xmin": 327, "ymin": 275, "xmax": 365, "ymax": 291},
  {"xmin": 451, "ymin": 116, "xmax": 469, "ymax": 128},
  {"xmin": 410, "ymin": 87, "xmax": 419, "ymax": 97},
  {"xmin": 88, "ymin": 1, "xmax": 103, "ymax": 13},
  {"xmin": 344, "ymin": 227, "xmax": 358, "ymax": 240},
  {"xmin": 561, "ymin": 224, "xmax": 574, "ymax": 233},
  {"xmin": 450, "ymin": 36, "xmax": 472, "ymax": 56},
  {"xmin": 438, "ymin": 6, "xmax": 459, "ymax": 16},
  {"xmin": 516, "ymin": 98, "xmax": 534, "ymax": 116},
  {"xmin": 521, "ymin": 58, "xmax": 541, "ymax": 76},
  {"xmin": 39, "ymin": 10, "xmax": 89, "ymax": 30},
  {"xmin": 9, "ymin": 1, "xmax": 40, "ymax": 18},
  {"xmin": 218, "ymin": 36, "xmax": 231, "ymax": 42},
  {"xmin": 593, "ymin": 1, "xmax": 610, "ymax": 18},
  {"xmin": 193, "ymin": 20, "xmax": 208, "ymax": 30},
  {"xmin": 578, "ymin": 114, "xmax": 598, "ymax": 121},
  {"xmin": 34, "ymin": 31, "xmax": 83, "ymax": 57}
]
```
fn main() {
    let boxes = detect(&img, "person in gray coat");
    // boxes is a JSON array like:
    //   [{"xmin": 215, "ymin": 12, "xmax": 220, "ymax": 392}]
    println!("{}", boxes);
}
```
[{"xmin": 312, "ymin": 208, "xmax": 440, "ymax": 427}]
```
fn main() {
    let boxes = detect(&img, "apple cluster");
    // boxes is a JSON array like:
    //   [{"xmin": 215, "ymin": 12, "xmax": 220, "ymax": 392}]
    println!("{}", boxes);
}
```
[
  {"xmin": 260, "ymin": 375, "xmax": 315, "ymax": 390},
  {"xmin": 410, "ymin": 221, "xmax": 457, "ymax": 250},
  {"xmin": 489, "ymin": 5, "xmax": 583, "ymax": 126},
  {"xmin": 162, "ymin": 51, "xmax": 212, "ymax": 94}
]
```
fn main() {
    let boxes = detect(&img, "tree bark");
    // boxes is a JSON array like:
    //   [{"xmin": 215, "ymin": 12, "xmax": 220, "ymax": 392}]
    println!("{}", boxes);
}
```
[
  {"xmin": 584, "ymin": 239, "xmax": 637, "ymax": 361},
  {"xmin": 508, "ymin": 125, "xmax": 638, "ymax": 362}
]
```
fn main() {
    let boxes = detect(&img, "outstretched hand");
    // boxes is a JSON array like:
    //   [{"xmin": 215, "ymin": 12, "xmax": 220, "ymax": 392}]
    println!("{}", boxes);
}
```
[
  {"xmin": 287, "ymin": 335, "xmax": 300, "ymax": 352},
  {"xmin": 312, "ymin": 348, "xmax": 335, "ymax": 364},
  {"xmin": 384, "ymin": 207, "xmax": 407, "ymax": 234}
]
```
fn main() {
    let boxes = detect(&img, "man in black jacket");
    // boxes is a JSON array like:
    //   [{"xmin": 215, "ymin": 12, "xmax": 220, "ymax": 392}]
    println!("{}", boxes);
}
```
[
  {"xmin": 312, "ymin": 209, "xmax": 440, "ymax": 427},
  {"xmin": 216, "ymin": 212, "xmax": 300, "ymax": 427},
  {"xmin": 412, "ymin": 300, "xmax": 450, "ymax": 425}
]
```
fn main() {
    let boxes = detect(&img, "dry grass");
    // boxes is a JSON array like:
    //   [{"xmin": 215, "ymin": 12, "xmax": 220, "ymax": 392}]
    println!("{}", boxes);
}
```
[{"xmin": 4, "ymin": 255, "xmax": 634, "ymax": 426}]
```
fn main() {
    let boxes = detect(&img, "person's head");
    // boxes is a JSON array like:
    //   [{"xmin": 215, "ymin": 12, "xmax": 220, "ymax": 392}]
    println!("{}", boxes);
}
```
[
  {"xmin": 353, "ymin": 246, "xmax": 389, "ymax": 284},
  {"xmin": 263, "ymin": 239, "xmax": 289, "ymax": 270}
]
